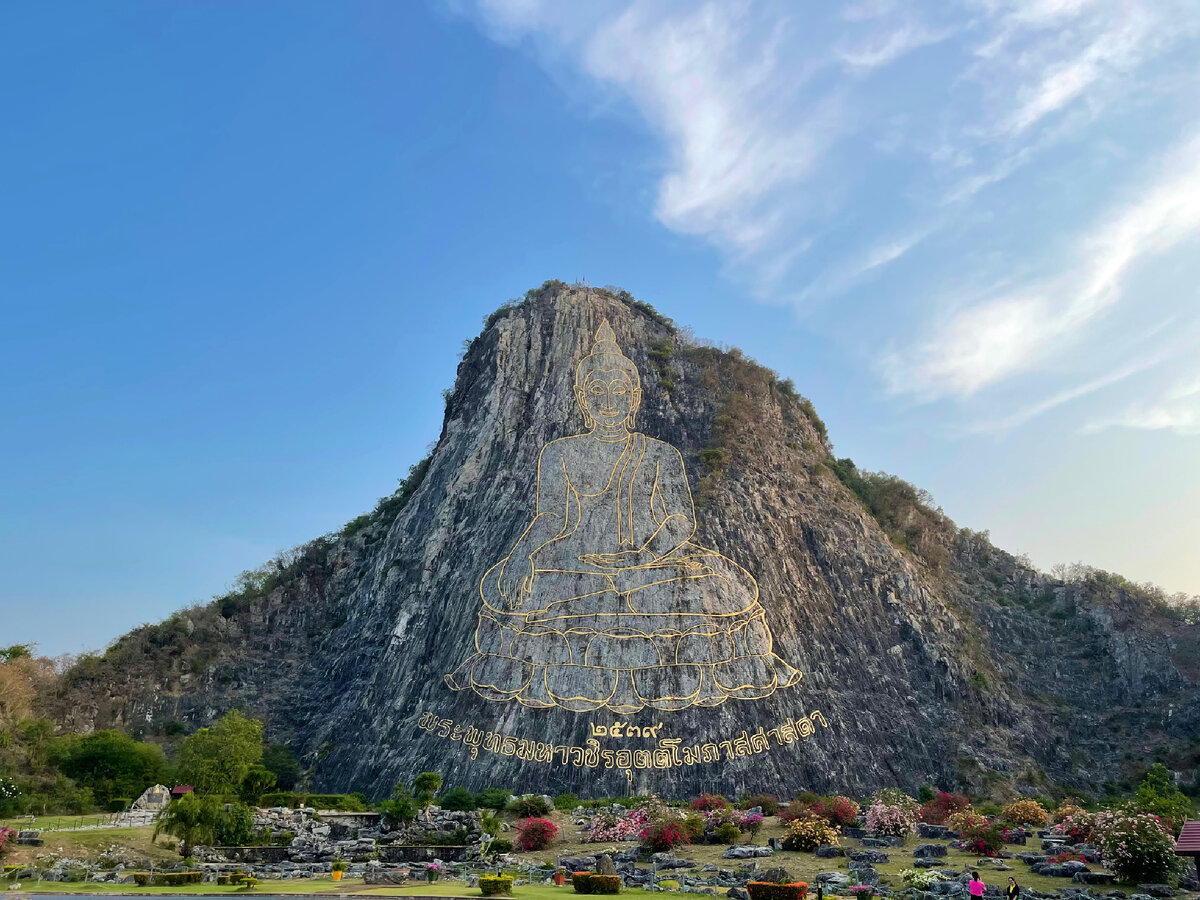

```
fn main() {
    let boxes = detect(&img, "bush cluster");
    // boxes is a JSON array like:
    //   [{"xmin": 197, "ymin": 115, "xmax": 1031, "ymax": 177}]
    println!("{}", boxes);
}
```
[
  {"xmin": 746, "ymin": 881, "xmax": 809, "ymax": 900},
  {"xmin": 865, "ymin": 800, "xmax": 916, "ymax": 838},
  {"xmin": 572, "ymin": 873, "xmax": 622, "ymax": 894},
  {"xmin": 740, "ymin": 794, "xmax": 781, "ymax": 816},
  {"xmin": 508, "ymin": 794, "xmax": 552, "ymax": 817},
  {"xmin": 781, "ymin": 817, "xmax": 840, "ymax": 851},
  {"xmin": 515, "ymin": 817, "xmax": 558, "ymax": 852},
  {"xmin": 691, "ymin": 793, "xmax": 730, "ymax": 812},
  {"xmin": 479, "ymin": 875, "xmax": 515, "ymax": 896},
  {"xmin": 640, "ymin": 819, "xmax": 692, "ymax": 852},
  {"xmin": 918, "ymin": 791, "xmax": 970, "ymax": 825},
  {"xmin": 1093, "ymin": 811, "xmax": 1181, "ymax": 884},
  {"xmin": 1002, "ymin": 799, "xmax": 1049, "ymax": 826},
  {"xmin": 133, "ymin": 871, "xmax": 203, "ymax": 886}
]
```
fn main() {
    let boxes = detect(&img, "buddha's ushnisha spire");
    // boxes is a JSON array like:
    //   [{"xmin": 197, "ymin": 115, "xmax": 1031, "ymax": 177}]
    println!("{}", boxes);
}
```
[{"xmin": 592, "ymin": 318, "xmax": 624, "ymax": 356}]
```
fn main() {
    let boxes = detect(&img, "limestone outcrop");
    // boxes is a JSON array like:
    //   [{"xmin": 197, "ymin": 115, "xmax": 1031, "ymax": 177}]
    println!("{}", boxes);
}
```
[{"xmin": 45, "ymin": 282, "xmax": 1200, "ymax": 797}]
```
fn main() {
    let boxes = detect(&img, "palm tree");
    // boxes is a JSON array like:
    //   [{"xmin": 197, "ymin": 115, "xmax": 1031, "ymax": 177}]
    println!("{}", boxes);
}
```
[{"xmin": 153, "ymin": 793, "xmax": 220, "ymax": 858}]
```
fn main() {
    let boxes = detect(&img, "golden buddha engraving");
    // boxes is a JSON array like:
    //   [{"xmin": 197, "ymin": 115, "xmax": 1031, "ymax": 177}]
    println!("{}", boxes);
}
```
[{"xmin": 445, "ymin": 320, "xmax": 801, "ymax": 713}]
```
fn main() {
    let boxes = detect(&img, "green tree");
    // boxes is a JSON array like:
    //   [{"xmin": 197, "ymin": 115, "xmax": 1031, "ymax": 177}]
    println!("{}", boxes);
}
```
[
  {"xmin": 413, "ymin": 772, "xmax": 442, "ymax": 820},
  {"xmin": 53, "ymin": 730, "xmax": 167, "ymax": 806},
  {"xmin": 215, "ymin": 802, "xmax": 256, "ymax": 845},
  {"xmin": 379, "ymin": 781, "xmax": 417, "ymax": 828},
  {"xmin": 175, "ymin": 710, "xmax": 264, "ymax": 795},
  {"xmin": 438, "ymin": 786, "xmax": 477, "ymax": 811},
  {"xmin": 153, "ymin": 793, "xmax": 221, "ymax": 857},
  {"xmin": 261, "ymin": 744, "xmax": 301, "ymax": 791},
  {"xmin": 1127, "ymin": 762, "xmax": 1194, "ymax": 832},
  {"xmin": 238, "ymin": 765, "xmax": 277, "ymax": 805}
]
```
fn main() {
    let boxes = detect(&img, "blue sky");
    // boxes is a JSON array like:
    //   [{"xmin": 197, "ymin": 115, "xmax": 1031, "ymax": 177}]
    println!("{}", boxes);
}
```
[{"xmin": 3, "ymin": 0, "xmax": 1198, "ymax": 658}]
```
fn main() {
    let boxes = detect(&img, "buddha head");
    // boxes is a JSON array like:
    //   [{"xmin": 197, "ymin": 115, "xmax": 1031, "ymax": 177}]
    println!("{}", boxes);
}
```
[{"xmin": 575, "ymin": 319, "xmax": 641, "ymax": 433}]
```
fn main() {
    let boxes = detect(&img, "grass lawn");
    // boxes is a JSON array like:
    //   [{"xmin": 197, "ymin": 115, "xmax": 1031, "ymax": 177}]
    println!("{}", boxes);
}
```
[
  {"xmin": 1, "ymin": 817, "xmax": 119, "ymax": 832},
  {"xmin": 0, "ymin": 879, "xmax": 661, "ymax": 899}
]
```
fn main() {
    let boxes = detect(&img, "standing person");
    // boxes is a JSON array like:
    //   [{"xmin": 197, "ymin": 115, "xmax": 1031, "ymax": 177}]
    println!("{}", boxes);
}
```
[
  {"xmin": 1007, "ymin": 877, "xmax": 1019, "ymax": 900},
  {"xmin": 969, "ymin": 872, "xmax": 986, "ymax": 899}
]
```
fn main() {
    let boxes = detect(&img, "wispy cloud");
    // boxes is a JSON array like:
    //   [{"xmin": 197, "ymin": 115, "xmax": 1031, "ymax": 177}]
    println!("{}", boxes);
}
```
[
  {"xmin": 883, "ymin": 131, "xmax": 1200, "ymax": 400},
  {"xmin": 1085, "ymin": 371, "xmax": 1200, "ymax": 435},
  {"xmin": 457, "ymin": 0, "xmax": 1200, "ymax": 423}
]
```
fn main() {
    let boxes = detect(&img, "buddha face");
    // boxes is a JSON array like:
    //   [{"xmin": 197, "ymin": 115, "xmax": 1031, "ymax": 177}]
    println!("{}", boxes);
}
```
[{"xmin": 576, "ymin": 368, "xmax": 640, "ymax": 432}]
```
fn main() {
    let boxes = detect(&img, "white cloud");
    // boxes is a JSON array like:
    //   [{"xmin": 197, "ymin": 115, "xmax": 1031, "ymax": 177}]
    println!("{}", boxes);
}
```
[
  {"xmin": 883, "ymin": 131, "xmax": 1200, "ymax": 399},
  {"xmin": 1085, "ymin": 371, "xmax": 1200, "ymax": 435}
]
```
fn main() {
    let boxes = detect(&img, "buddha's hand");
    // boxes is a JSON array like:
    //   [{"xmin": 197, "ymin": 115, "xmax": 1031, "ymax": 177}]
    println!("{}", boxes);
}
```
[
  {"xmin": 579, "ymin": 550, "xmax": 654, "ymax": 569},
  {"xmin": 499, "ymin": 556, "xmax": 535, "ymax": 607}
]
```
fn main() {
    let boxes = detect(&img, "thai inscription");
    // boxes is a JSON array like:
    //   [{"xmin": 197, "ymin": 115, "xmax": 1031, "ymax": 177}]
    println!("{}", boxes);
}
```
[{"xmin": 415, "ymin": 710, "xmax": 829, "ymax": 781}]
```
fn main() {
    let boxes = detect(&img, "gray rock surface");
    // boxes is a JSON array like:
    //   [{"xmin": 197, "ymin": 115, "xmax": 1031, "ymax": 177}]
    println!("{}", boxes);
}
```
[{"xmin": 45, "ymin": 282, "xmax": 1200, "ymax": 796}]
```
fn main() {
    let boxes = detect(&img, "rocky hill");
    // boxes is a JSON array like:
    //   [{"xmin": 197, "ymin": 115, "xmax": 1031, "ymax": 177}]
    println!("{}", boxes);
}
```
[{"xmin": 43, "ymin": 282, "xmax": 1200, "ymax": 799}]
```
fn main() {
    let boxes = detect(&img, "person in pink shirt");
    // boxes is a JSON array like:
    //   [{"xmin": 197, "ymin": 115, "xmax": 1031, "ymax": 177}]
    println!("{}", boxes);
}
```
[{"xmin": 969, "ymin": 872, "xmax": 986, "ymax": 898}]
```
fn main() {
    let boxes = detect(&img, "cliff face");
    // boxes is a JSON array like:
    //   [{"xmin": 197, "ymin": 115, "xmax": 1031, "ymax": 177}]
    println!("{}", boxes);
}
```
[{"xmin": 47, "ymin": 283, "xmax": 1200, "ymax": 797}]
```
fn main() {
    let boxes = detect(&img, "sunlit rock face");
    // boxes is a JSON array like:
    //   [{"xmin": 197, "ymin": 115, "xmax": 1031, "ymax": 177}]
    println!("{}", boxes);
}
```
[{"xmin": 50, "ymin": 282, "xmax": 1200, "ymax": 797}]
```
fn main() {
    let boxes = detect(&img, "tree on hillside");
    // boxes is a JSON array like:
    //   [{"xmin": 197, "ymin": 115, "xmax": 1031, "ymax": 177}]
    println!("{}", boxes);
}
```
[
  {"xmin": 261, "ymin": 744, "xmax": 301, "ymax": 791},
  {"xmin": 52, "ymin": 730, "xmax": 167, "ymax": 806},
  {"xmin": 238, "ymin": 764, "xmax": 277, "ymax": 804},
  {"xmin": 1127, "ymin": 762, "xmax": 1194, "ymax": 832},
  {"xmin": 0, "ymin": 646, "xmax": 36, "ymax": 726},
  {"xmin": 175, "ymin": 710, "xmax": 264, "ymax": 795},
  {"xmin": 153, "ymin": 792, "xmax": 221, "ymax": 857}
]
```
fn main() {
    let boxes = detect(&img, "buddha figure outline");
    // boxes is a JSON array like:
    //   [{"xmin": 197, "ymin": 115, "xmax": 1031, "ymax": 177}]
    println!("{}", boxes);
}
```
[{"xmin": 445, "ymin": 319, "xmax": 801, "ymax": 713}]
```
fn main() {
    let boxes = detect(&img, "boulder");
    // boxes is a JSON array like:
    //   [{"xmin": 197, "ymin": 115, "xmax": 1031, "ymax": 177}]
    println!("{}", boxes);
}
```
[
  {"xmin": 364, "ymin": 869, "xmax": 409, "ymax": 885},
  {"xmin": 918, "ymin": 825, "xmax": 951, "ymax": 839},
  {"xmin": 848, "ymin": 863, "xmax": 880, "ymax": 886},
  {"xmin": 758, "ymin": 868, "xmax": 792, "ymax": 884},
  {"xmin": 559, "ymin": 856, "xmax": 597, "ymax": 870},
  {"xmin": 728, "ymin": 890, "xmax": 750, "ymax": 900},
  {"xmin": 1073, "ymin": 873, "xmax": 1113, "ymax": 886},
  {"xmin": 723, "ymin": 846, "xmax": 772, "ymax": 859},
  {"xmin": 851, "ymin": 850, "xmax": 889, "ymax": 864},
  {"xmin": 915, "ymin": 844, "xmax": 948, "ymax": 858},
  {"xmin": 915, "ymin": 859, "xmax": 945, "ymax": 869},
  {"xmin": 651, "ymin": 854, "xmax": 695, "ymax": 870},
  {"xmin": 1133, "ymin": 886, "xmax": 1174, "ymax": 898},
  {"xmin": 816, "ymin": 846, "xmax": 845, "ymax": 858},
  {"xmin": 598, "ymin": 855, "xmax": 617, "ymax": 876},
  {"xmin": 863, "ymin": 836, "xmax": 906, "ymax": 847}
]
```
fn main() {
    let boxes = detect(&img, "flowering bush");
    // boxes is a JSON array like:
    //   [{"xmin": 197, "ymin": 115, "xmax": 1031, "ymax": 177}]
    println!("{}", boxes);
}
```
[
  {"xmin": 515, "ymin": 817, "xmax": 559, "ymax": 851},
  {"xmin": 1093, "ymin": 811, "xmax": 1180, "ymax": 885},
  {"xmin": 900, "ymin": 868, "xmax": 946, "ymax": 889},
  {"xmin": 871, "ymin": 788, "xmax": 919, "ymax": 814},
  {"xmin": 692, "ymin": 793, "xmax": 731, "ymax": 812},
  {"xmin": 1002, "ymin": 800, "xmax": 1049, "ymax": 827},
  {"xmin": 741, "ymin": 813, "xmax": 765, "ymax": 841},
  {"xmin": 919, "ymin": 791, "xmax": 971, "ymax": 825},
  {"xmin": 1050, "ymin": 812, "xmax": 1095, "ymax": 844},
  {"xmin": 641, "ymin": 818, "xmax": 692, "ymax": 852},
  {"xmin": 747, "ymin": 882, "xmax": 809, "ymax": 900},
  {"xmin": 865, "ymin": 801, "xmax": 917, "ymax": 838},
  {"xmin": 946, "ymin": 809, "xmax": 982, "ymax": 833},
  {"xmin": 959, "ymin": 821, "xmax": 1005, "ymax": 857},
  {"xmin": 813, "ymin": 796, "xmax": 860, "ymax": 827},
  {"xmin": 781, "ymin": 816, "xmax": 841, "ymax": 851},
  {"xmin": 0, "ymin": 826, "xmax": 15, "ymax": 858},
  {"xmin": 0, "ymin": 777, "xmax": 18, "ymax": 817},
  {"xmin": 1051, "ymin": 803, "xmax": 1087, "ymax": 826},
  {"xmin": 781, "ymin": 792, "xmax": 822, "ymax": 823},
  {"xmin": 848, "ymin": 886, "xmax": 875, "ymax": 900},
  {"xmin": 587, "ymin": 805, "xmax": 655, "ymax": 842}
]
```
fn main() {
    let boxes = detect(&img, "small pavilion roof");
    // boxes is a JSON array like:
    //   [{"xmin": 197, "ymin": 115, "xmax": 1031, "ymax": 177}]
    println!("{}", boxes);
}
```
[{"xmin": 1176, "ymin": 821, "xmax": 1200, "ymax": 853}]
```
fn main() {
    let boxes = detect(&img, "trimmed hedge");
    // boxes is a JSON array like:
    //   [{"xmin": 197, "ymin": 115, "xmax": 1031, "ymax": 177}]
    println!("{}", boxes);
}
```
[
  {"xmin": 747, "ymin": 882, "xmax": 809, "ymax": 900},
  {"xmin": 479, "ymin": 875, "xmax": 515, "ymax": 896},
  {"xmin": 258, "ymin": 792, "xmax": 367, "ymax": 811},
  {"xmin": 573, "ymin": 873, "xmax": 621, "ymax": 894},
  {"xmin": 133, "ymin": 871, "xmax": 204, "ymax": 886}
]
